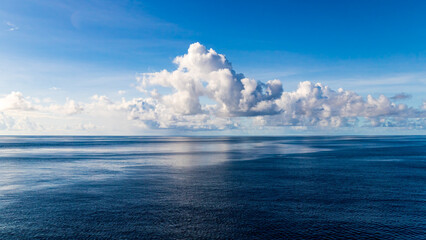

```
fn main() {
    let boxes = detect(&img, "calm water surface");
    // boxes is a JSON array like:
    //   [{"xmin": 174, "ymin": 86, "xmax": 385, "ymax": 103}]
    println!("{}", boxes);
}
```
[{"xmin": 0, "ymin": 136, "xmax": 425, "ymax": 239}]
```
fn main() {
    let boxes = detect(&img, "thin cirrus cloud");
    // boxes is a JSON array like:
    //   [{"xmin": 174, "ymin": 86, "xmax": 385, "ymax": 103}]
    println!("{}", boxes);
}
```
[{"xmin": 0, "ymin": 43, "xmax": 425, "ymax": 133}]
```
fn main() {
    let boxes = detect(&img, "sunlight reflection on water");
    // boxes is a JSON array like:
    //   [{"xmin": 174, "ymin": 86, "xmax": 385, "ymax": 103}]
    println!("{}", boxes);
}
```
[{"xmin": 0, "ymin": 137, "xmax": 320, "ymax": 196}]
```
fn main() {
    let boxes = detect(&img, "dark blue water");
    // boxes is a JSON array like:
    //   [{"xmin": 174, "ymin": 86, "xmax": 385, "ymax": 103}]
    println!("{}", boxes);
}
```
[{"xmin": 0, "ymin": 136, "xmax": 425, "ymax": 239}]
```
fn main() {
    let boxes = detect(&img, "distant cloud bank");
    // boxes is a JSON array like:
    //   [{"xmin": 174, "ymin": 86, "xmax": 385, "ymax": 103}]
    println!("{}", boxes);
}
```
[{"xmin": 1, "ymin": 43, "xmax": 425, "ymax": 134}]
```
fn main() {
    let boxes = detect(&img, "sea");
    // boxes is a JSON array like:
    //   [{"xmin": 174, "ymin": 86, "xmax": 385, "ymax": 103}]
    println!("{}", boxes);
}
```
[{"xmin": 0, "ymin": 136, "xmax": 425, "ymax": 239}]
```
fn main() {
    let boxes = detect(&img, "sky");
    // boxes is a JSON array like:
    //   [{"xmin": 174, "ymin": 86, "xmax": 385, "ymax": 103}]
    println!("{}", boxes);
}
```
[{"xmin": 0, "ymin": 0, "xmax": 425, "ymax": 135}]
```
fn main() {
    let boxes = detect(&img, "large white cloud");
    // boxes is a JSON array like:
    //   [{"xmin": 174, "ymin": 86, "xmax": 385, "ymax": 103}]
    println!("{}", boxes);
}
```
[
  {"xmin": 0, "ymin": 43, "xmax": 425, "ymax": 133},
  {"xmin": 138, "ymin": 42, "xmax": 283, "ymax": 117}
]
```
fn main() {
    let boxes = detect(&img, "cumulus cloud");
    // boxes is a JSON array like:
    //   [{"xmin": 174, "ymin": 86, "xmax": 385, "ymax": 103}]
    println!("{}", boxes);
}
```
[
  {"xmin": 0, "ymin": 91, "xmax": 34, "ymax": 111},
  {"xmin": 138, "ymin": 42, "xmax": 282, "ymax": 117},
  {"xmin": 0, "ymin": 43, "xmax": 425, "ymax": 133}
]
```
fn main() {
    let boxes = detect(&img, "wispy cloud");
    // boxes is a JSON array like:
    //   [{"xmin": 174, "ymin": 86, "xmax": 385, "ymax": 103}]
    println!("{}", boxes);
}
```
[{"xmin": 5, "ymin": 21, "xmax": 19, "ymax": 31}]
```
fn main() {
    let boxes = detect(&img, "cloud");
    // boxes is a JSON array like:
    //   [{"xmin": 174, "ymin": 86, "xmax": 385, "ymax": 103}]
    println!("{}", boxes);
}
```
[
  {"xmin": 135, "ymin": 42, "xmax": 425, "ymax": 129},
  {"xmin": 49, "ymin": 87, "xmax": 60, "ymax": 91},
  {"xmin": 0, "ymin": 91, "xmax": 83, "ymax": 115},
  {"xmin": 5, "ymin": 22, "xmax": 18, "ymax": 31},
  {"xmin": 0, "ymin": 92, "xmax": 34, "ymax": 111},
  {"xmin": 0, "ymin": 43, "xmax": 425, "ymax": 133},
  {"xmin": 390, "ymin": 92, "xmax": 412, "ymax": 101},
  {"xmin": 47, "ymin": 98, "xmax": 83, "ymax": 115},
  {"xmin": 138, "ymin": 42, "xmax": 283, "ymax": 117},
  {"xmin": 263, "ymin": 81, "xmax": 423, "ymax": 127},
  {"xmin": 0, "ymin": 113, "xmax": 43, "ymax": 131}
]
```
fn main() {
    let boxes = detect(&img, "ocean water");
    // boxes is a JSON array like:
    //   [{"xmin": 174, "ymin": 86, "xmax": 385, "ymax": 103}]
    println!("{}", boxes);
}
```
[{"xmin": 0, "ymin": 136, "xmax": 425, "ymax": 239}]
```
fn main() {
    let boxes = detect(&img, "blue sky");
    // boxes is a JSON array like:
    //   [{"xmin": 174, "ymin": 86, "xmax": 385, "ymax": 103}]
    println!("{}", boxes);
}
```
[{"xmin": 0, "ymin": 0, "xmax": 425, "ymax": 134}]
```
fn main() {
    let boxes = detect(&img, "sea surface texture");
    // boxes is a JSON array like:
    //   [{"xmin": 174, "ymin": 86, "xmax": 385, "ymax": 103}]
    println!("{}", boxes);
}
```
[{"xmin": 0, "ymin": 136, "xmax": 425, "ymax": 239}]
